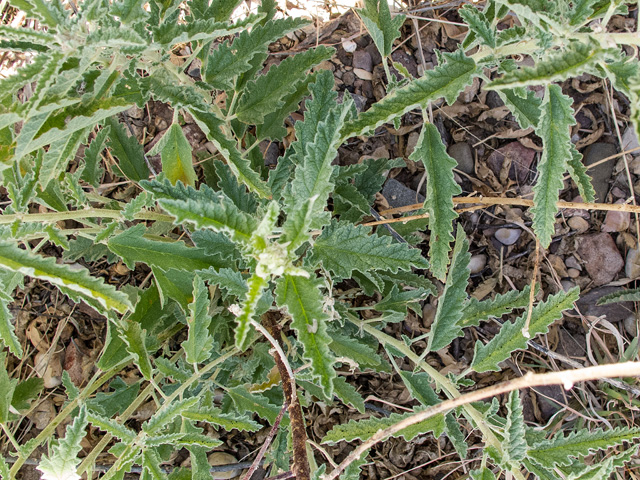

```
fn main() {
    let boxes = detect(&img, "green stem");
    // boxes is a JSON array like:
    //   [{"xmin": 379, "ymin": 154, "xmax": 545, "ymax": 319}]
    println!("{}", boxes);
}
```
[
  {"xmin": 1, "ymin": 423, "xmax": 21, "ymax": 452},
  {"xmin": 226, "ymin": 90, "xmax": 239, "ymax": 120},
  {"xmin": 0, "ymin": 208, "xmax": 174, "ymax": 225},
  {"xmin": 9, "ymin": 368, "xmax": 118, "ymax": 477}
]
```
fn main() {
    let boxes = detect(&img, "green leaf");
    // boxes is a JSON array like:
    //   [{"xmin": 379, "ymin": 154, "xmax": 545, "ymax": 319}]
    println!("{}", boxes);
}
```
[
  {"xmin": 87, "ymin": 411, "xmax": 137, "ymax": 443},
  {"xmin": 531, "ymin": 84, "xmax": 576, "ymax": 247},
  {"xmin": 235, "ymin": 46, "xmax": 334, "ymax": 124},
  {"xmin": 528, "ymin": 426, "xmax": 640, "ymax": 467},
  {"xmin": 227, "ymin": 386, "xmax": 281, "ymax": 424},
  {"xmin": 0, "ymin": 352, "xmax": 18, "ymax": 423},
  {"xmin": 357, "ymin": 0, "xmax": 405, "ymax": 58},
  {"xmin": 502, "ymin": 390, "xmax": 526, "ymax": 466},
  {"xmin": 148, "ymin": 123, "xmax": 196, "ymax": 187},
  {"xmin": 235, "ymin": 272, "xmax": 268, "ymax": 349},
  {"xmin": 426, "ymin": 229, "xmax": 470, "ymax": 352},
  {"xmin": 105, "ymin": 116, "xmax": 149, "ymax": 181},
  {"xmin": 152, "ymin": 18, "xmax": 243, "ymax": 46},
  {"xmin": 142, "ymin": 448, "xmax": 168, "ymax": 480},
  {"xmin": 597, "ymin": 287, "xmax": 640, "ymax": 305},
  {"xmin": 120, "ymin": 320, "xmax": 153, "ymax": 380},
  {"xmin": 602, "ymin": 57, "xmax": 639, "ymax": 99},
  {"xmin": 39, "ymin": 128, "xmax": 88, "ymax": 190},
  {"xmin": 309, "ymin": 220, "xmax": 428, "ymax": 278},
  {"xmin": 182, "ymin": 407, "xmax": 262, "ymax": 432},
  {"xmin": 144, "ymin": 397, "xmax": 199, "ymax": 435},
  {"xmin": 107, "ymin": 224, "xmax": 224, "ymax": 272},
  {"xmin": 11, "ymin": 377, "xmax": 43, "ymax": 411},
  {"xmin": 276, "ymin": 273, "xmax": 336, "ymax": 394},
  {"xmin": 444, "ymin": 413, "xmax": 468, "ymax": 459},
  {"xmin": 81, "ymin": 125, "xmax": 109, "ymax": 187},
  {"xmin": 211, "ymin": 159, "xmax": 258, "ymax": 214},
  {"xmin": 143, "ymin": 179, "xmax": 258, "ymax": 246},
  {"xmin": 559, "ymin": 447, "xmax": 637, "ymax": 480},
  {"xmin": 410, "ymin": 122, "xmax": 462, "ymax": 280},
  {"xmin": 322, "ymin": 406, "xmax": 445, "ymax": 444},
  {"xmin": 341, "ymin": 49, "xmax": 479, "ymax": 139},
  {"xmin": 470, "ymin": 467, "xmax": 497, "ymax": 480},
  {"xmin": 461, "ymin": 286, "xmax": 531, "ymax": 328},
  {"xmin": 187, "ymin": 110, "xmax": 271, "ymax": 198},
  {"xmin": 0, "ymin": 242, "xmax": 132, "ymax": 315},
  {"xmin": 0, "ymin": 291, "xmax": 22, "ymax": 358},
  {"xmin": 183, "ymin": 275, "xmax": 214, "ymax": 365},
  {"xmin": 496, "ymin": 87, "xmax": 542, "ymax": 129},
  {"xmin": 373, "ymin": 285, "xmax": 429, "ymax": 316},
  {"xmin": 488, "ymin": 40, "xmax": 607, "ymax": 90},
  {"xmin": 398, "ymin": 371, "xmax": 440, "ymax": 406},
  {"xmin": 332, "ymin": 376, "xmax": 366, "ymax": 413},
  {"xmin": 110, "ymin": 0, "xmax": 148, "ymax": 24},
  {"xmin": 459, "ymin": 5, "xmax": 496, "ymax": 48},
  {"xmin": 205, "ymin": 17, "xmax": 309, "ymax": 90},
  {"xmin": 566, "ymin": 143, "xmax": 595, "ymax": 203},
  {"xmin": 471, "ymin": 287, "xmax": 579, "ymax": 372},
  {"xmin": 37, "ymin": 406, "xmax": 88, "ymax": 480},
  {"xmin": 327, "ymin": 324, "xmax": 389, "ymax": 372}
]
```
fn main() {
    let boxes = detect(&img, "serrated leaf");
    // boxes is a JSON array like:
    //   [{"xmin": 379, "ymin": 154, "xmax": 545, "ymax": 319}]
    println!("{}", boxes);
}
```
[
  {"xmin": 120, "ymin": 321, "xmax": 153, "ymax": 380},
  {"xmin": 227, "ymin": 386, "xmax": 281, "ymax": 423},
  {"xmin": 502, "ymin": 390, "xmax": 526, "ymax": 465},
  {"xmin": 39, "ymin": 128, "xmax": 88, "ymax": 190},
  {"xmin": 144, "ymin": 397, "xmax": 199, "ymax": 435},
  {"xmin": 602, "ymin": 57, "xmax": 639, "ymax": 98},
  {"xmin": 143, "ymin": 179, "xmax": 258, "ymax": 246},
  {"xmin": 322, "ymin": 406, "xmax": 444, "ymax": 445},
  {"xmin": 357, "ymin": 0, "xmax": 405, "ymax": 58},
  {"xmin": 531, "ymin": 84, "xmax": 576, "ymax": 247},
  {"xmin": 332, "ymin": 376, "xmax": 365, "ymax": 413},
  {"xmin": 235, "ymin": 46, "xmax": 334, "ymax": 124},
  {"xmin": 187, "ymin": 110, "xmax": 271, "ymax": 198},
  {"xmin": 373, "ymin": 285, "xmax": 429, "ymax": 316},
  {"xmin": 561, "ymin": 447, "xmax": 637, "ymax": 480},
  {"xmin": 212, "ymin": 159, "xmax": 258, "ymax": 214},
  {"xmin": 327, "ymin": 324, "xmax": 388, "ymax": 372},
  {"xmin": 0, "ymin": 242, "xmax": 132, "ymax": 314},
  {"xmin": 496, "ymin": 87, "xmax": 542, "ymax": 129},
  {"xmin": 107, "ymin": 224, "xmax": 224, "ymax": 272},
  {"xmin": 496, "ymin": 25, "xmax": 528, "ymax": 47},
  {"xmin": 152, "ymin": 18, "xmax": 243, "ymax": 45},
  {"xmin": 596, "ymin": 286, "xmax": 640, "ymax": 305},
  {"xmin": 11, "ymin": 376, "xmax": 43, "ymax": 411},
  {"xmin": 0, "ymin": 291, "xmax": 22, "ymax": 358},
  {"xmin": 105, "ymin": 116, "xmax": 149, "ymax": 181},
  {"xmin": 182, "ymin": 407, "xmax": 262, "ymax": 432},
  {"xmin": 528, "ymin": 426, "xmax": 640, "ymax": 467},
  {"xmin": 174, "ymin": 433, "xmax": 223, "ymax": 449},
  {"xmin": 566, "ymin": 143, "xmax": 595, "ymax": 203},
  {"xmin": 444, "ymin": 413, "xmax": 468, "ymax": 459},
  {"xmin": 142, "ymin": 448, "xmax": 168, "ymax": 480},
  {"xmin": 341, "ymin": 49, "xmax": 479, "ymax": 139},
  {"xmin": 461, "ymin": 286, "xmax": 531, "ymax": 328},
  {"xmin": 183, "ymin": 275, "xmax": 214, "ymax": 365},
  {"xmin": 37, "ymin": 406, "xmax": 88, "ymax": 480},
  {"xmin": 197, "ymin": 267, "xmax": 247, "ymax": 298},
  {"xmin": 205, "ymin": 17, "xmax": 309, "ymax": 90},
  {"xmin": 148, "ymin": 123, "xmax": 196, "ymax": 187},
  {"xmin": 398, "ymin": 371, "xmax": 439, "ymax": 406},
  {"xmin": 470, "ymin": 467, "xmax": 497, "ymax": 480},
  {"xmin": 309, "ymin": 220, "xmax": 428, "ymax": 278},
  {"xmin": 87, "ymin": 411, "xmax": 137, "ymax": 443},
  {"xmin": 110, "ymin": 0, "xmax": 147, "ymax": 24},
  {"xmin": 410, "ymin": 122, "xmax": 462, "ymax": 280},
  {"xmin": 81, "ymin": 125, "xmax": 109, "ymax": 187},
  {"xmin": 425, "ymin": 229, "xmax": 469, "ymax": 352},
  {"xmin": 0, "ymin": 351, "xmax": 18, "ymax": 423},
  {"xmin": 234, "ymin": 272, "xmax": 268, "ymax": 349},
  {"xmin": 459, "ymin": 5, "xmax": 496, "ymax": 48},
  {"xmin": 471, "ymin": 287, "xmax": 579, "ymax": 372},
  {"xmin": 489, "ymin": 40, "xmax": 606, "ymax": 90},
  {"xmin": 276, "ymin": 273, "xmax": 336, "ymax": 394}
]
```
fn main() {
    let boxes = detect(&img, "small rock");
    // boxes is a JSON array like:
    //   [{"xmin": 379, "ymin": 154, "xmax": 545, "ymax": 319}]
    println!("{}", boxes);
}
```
[
  {"xmin": 549, "ymin": 254, "xmax": 568, "ymax": 277},
  {"xmin": 342, "ymin": 71, "xmax": 355, "ymax": 86},
  {"xmin": 486, "ymin": 91, "xmax": 505, "ymax": 109},
  {"xmin": 565, "ymin": 256, "xmax": 582, "ymax": 271},
  {"xmin": 624, "ymin": 314, "xmax": 638, "ymax": 337},
  {"xmin": 625, "ymin": 248, "xmax": 640, "ymax": 279},
  {"xmin": 561, "ymin": 279, "xmax": 576, "ymax": 292},
  {"xmin": 448, "ymin": 142, "xmax": 474, "ymax": 175},
  {"xmin": 486, "ymin": 142, "xmax": 537, "ymax": 184},
  {"xmin": 342, "ymin": 39, "xmax": 357, "ymax": 53},
  {"xmin": 577, "ymin": 233, "xmax": 623, "ymax": 286},
  {"xmin": 583, "ymin": 143, "xmax": 617, "ymax": 202},
  {"xmin": 382, "ymin": 178, "xmax": 425, "ymax": 209},
  {"xmin": 601, "ymin": 201, "xmax": 630, "ymax": 233},
  {"xmin": 567, "ymin": 268, "xmax": 581, "ymax": 278},
  {"xmin": 208, "ymin": 452, "xmax": 240, "ymax": 480},
  {"xmin": 260, "ymin": 141, "xmax": 279, "ymax": 167},
  {"xmin": 494, "ymin": 228, "xmax": 521, "ymax": 246},
  {"xmin": 564, "ymin": 195, "xmax": 591, "ymax": 219},
  {"xmin": 567, "ymin": 216, "xmax": 589, "ymax": 233},
  {"xmin": 469, "ymin": 254, "xmax": 487, "ymax": 274},
  {"xmin": 406, "ymin": 132, "xmax": 420, "ymax": 157},
  {"xmin": 316, "ymin": 60, "xmax": 335, "ymax": 72},
  {"xmin": 353, "ymin": 68, "xmax": 373, "ymax": 80},
  {"xmin": 575, "ymin": 285, "xmax": 633, "ymax": 322},
  {"xmin": 34, "ymin": 352, "xmax": 63, "ymax": 389},
  {"xmin": 622, "ymin": 126, "xmax": 640, "ymax": 153},
  {"xmin": 352, "ymin": 50, "xmax": 373, "ymax": 72},
  {"xmin": 391, "ymin": 49, "xmax": 418, "ymax": 77},
  {"xmin": 534, "ymin": 385, "xmax": 566, "ymax": 422},
  {"xmin": 364, "ymin": 42, "xmax": 382, "ymax": 66}
]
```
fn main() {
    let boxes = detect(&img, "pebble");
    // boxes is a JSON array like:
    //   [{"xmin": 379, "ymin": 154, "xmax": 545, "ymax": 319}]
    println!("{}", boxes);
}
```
[
  {"xmin": 381, "ymin": 178, "xmax": 425, "ymax": 209},
  {"xmin": 352, "ymin": 50, "xmax": 373, "ymax": 72},
  {"xmin": 342, "ymin": 71, "xmax": 355, "ymax": 86},
  {"xmin": 447, "ymin": 142, "xmax": 474, "ymax": 175},
  {"xmin": 622, "ymin": 126, "xmax": 640, "ymax": 153},
  {"xmin": 624, "ymin": 314, "xmax": 638, "ymax": 337},
  {"xmin": 406, "ymin": 132, "xmax": 420, "ymax": 157},
  {"xmin": 567, "ymin": 216, "xmax": 589, "ymax": 233},
  {"xmin": 601, "ymin": 200, "xmax": 630, "ymax": 233},
  {"xmin": 341, "ymin": 39, "xmax": 357, "ymax": 53},
  {"xmin": 494, "ymin": 228, "xmax": 521, "ymax": 246},
  {"xmin": 353, "ymin": 68, "xmax": 373, "ymax": 80},
  {"xmin": 625, "ymin": 248, "xmax": 640, "ymax": 279},
  {"xmin": 583, "ymin": 143, "xmax": 617, "ymax": 202},
  {"xmin": 561, "ymin": 279, "xmax": 576, "ymax": 292},
  {"xmin": 564, "ymin": 195, "xmax": 591, "ymax": 219},
  {"xmin": 208, "ymin": 452, "xmax": 240, "ymax": 480},
  {"xmin": 486, "ymin": 142, "xmax": 537, "ymax": 184},
  {"xmin": 469, "ymin": 254, "xmax": 487, "ymax": 274},
  {"xmin": 565, "ymin": 256, "xmax": 582, "ymax": 271},
  {"xmin": 567, "ymin": 268, "xmax": 581, "ymax": 278},
  {"xmin": 577, "ymin": 233, "xmax": 624, "ymax": 286}
]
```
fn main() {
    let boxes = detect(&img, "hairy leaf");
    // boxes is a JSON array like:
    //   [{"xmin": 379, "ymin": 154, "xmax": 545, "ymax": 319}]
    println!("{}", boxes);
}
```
[
  {"xmin": 531, "ymin": 84, "xmax": 575, "ymax": 247},
  {"xmin": 227, "ymin": 386, "xmax": 281, "ymax": 423},
  {"xmin": 471, "ymin": 287, "xmax": 579, "ymax": 372},
  {"xmin": 310, "ymin": 220, "xmax": 428, "ymax": 278},
  {"xmin": 144, "ymin": 397, "xmax": 199, "ymax": 435},
  {"xmin": 444, "ymin": 413, "xmax": 468, "ymax": 459},
  {"xmin": 410, "ymin": 122, "xmax": 462, "ymax": 280},
  {"xmin": 152, "ymin": 19, "xmax": 243, "ymax": 46},
  {"xmin": 235, "ymin": 272, "xmax": 268, "ymax": 349},
  {"xmin": 502, "ymin": 390, "xmax": 526, "ymax": 466},
  {"xmin": 182, "ymin": 407, "xmax": 262, "ymax": 432},
  {"xmin": 120, "ymin": 320, "xmax": 153, "ymax": 380},
  {"xmin": 0, "ymin": 352, "xmax": 18, "ymax": 423},
  {"xmin": 496, "ymin": 87, "xmax": 542, "ymax": 129},
  {"xmin": 341, "ymin": 49, "xmax": 479, "ymax": 139},
  {"xmin": 148, "ymin": 123, "xmax": 196, "ymax": 187},
  {"xmin": 566, "ymin": 143, "xmax": 595, "ymax": 203},
  {"xmin": 105, "ymin": 116, "xmax": 149, "ymax": 181},
  {"xmin": 87, "ymin": 412, "xmax": 137, "ymax": 443},
  {"xmin": 461, "ymin": 286, "xmax": 531, "ymax": 328},
  {"xmin": 0, "ymin": 291, "xmax": 22, "ymax": 358},
  {"xmin": 426, "ymin": 229, "xmax": 470, "ymax": 352},
  {"xmin": 596, "ymin": 287, "xmax": 640, "ymax": 305},
  {"xmin": 37, "ymin": 406, "xmax": 88, "ymax": 480},
  {"xmin": 470, "ymin": 468, "xmax": 497, "ymax": 480},
  {"xmin": 459, "ymin": 4, "xmax": 496, "ymax": 48},
  {"xmin": 276, "ymin": 273, "xmax": 335, "ymax": 393},
  {"xmin": 357, "ymin": 0, "xmax": 405, "ymax": 57},
  {"xmin": 183, "ymin": 275, "xmax": 214, "ymax": 365},
  {"xmin": 332, "ymin": 376, "xmax": 366, "ymax": 413}
]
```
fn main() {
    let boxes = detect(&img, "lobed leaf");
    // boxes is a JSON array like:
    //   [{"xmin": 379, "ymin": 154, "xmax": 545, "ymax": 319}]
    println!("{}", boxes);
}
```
[
  {"xmin": 235, "ymin": 272, "xmax": 268, "ymax": 349},
  {"xmin": 357, "ymin": 0, "xmax": 405, "ymax": 58},
  {"xmin": 227, "ymin": 386, "xmax": 282, "ymax": 424},
  {"xmin": 144, "ymin": 397, "xmax": 199, "ymax": 435},
  {"xmin": 276, "ymin": 273, "xmax": 336, "ymax": 394},
  {"xmin": 471, "ymin": 287, "xmax": 579, "ymax": 372},
  {"xmin": 0, "ymin": 351, "xmax": 18, "ymax": 423},
  {"xmin": 566, "ymin": 143, "xmax": 595, "ymax": 203},
  {"xmin": 410, "ymin": 122, "xmax": 462, "ymax": 280},
  {"xmin": 597, "ymin": 287, "xmax": 640, "ymax": 305},
  {"xmin": 37, "ymin": 406, "xmax": 88, "ymax": 480},
  {"xmin": 496, "ymin": 87, "xmax": 541, "ymax": 130},
  {"xmin": 502, "ymin": 390, "xmax": 526, "ymax": 466},
  {"xmin": 461, "ymin": 286, "xmax": 531, "ymax": 328},
  {"xmin": 459, "ymin": 4, "xmax": 496, "ymax": 48},
  {"xmin": 182, "ymin": 407, "xmax": 262, "ymax": 432},
  {"xmin": 105, "ymin": 116, "xmax": 149, "ymax": 182},
  {"xmin": 0, "ymin": 291, "xmax": 22, "ymax": 358},
  {"xmin": 87, "ymin": 411, "xmax": 137, "ymax": 443},
  {"xmin": 152, "ymin": 19, "xmax": 243, "ymax": 46},
  {"xmin": 120, "ymin": 321, "xmax": 153, "ymax": 380}
]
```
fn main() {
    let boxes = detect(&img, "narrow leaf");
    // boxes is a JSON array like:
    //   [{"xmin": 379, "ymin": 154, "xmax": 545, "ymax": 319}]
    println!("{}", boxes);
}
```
[
  {"xmin": 357, "ymin": 0, "xmax": 405, "ymax": 57},
  {"xmin": 566, "ymin": 144, "xmax": 595, "ymax": 203},
  {"xmin": 183, "ymin": 275, "xmax": 214, "ymax": 365},
  {"xmin": 144, "ymin": 397, "xmax": 199, "ymax": 434},
  {"xmin": 496, "ymin": 87, "xmax": 542, "ymax": 129},
  {"xmin": 461, "ymin": 286, "xmax": 531, "ymax": 328},
  {"xmin": 0, "ymin": 291, "xmax": 22, "ymax": 358},
  {"xmin": 227, "ymin": 386, "xmax": 281, "ymax": 423},
  {"xmin": 596, "ymin": 287, "xmax": 640, "ymax": 305},
  {"xmin": 0, "ymin": 352, "xmax": 18, "ymax": 423},
  {"xmin": 120, "ymin": 321, "xmax": 153, "ymax": 380},
  {"xmin": 105, "ymin": 116, "xmax": 149, "ymax": 182},
  {"xmin": 459, "ymin": 5, "xmax": 496, "ymax": 48},
  {"xmin": 503, "ymin": 390, "xmax": 526, "ymax": 465},
  {"xmin": 87, "ymin": 411, "xmax": 137, "ymax": 443},
  {"xmin": 182, "ymin": 407, "xmax": 262, "ymax": 432}
]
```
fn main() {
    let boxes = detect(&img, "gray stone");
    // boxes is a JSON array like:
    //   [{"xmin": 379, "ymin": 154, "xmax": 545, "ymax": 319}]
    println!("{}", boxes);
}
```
[
  {"xmin": 577, "ymin": 233, "xmax": 623, "ymax": 286},
  {"xmin": 342, "ymin": 71, "xmax": 355, "ymax": 86},
  {"xmin": 575, "ymin": 285, "xmax": 633, "ymax": 323},
  {"xmin": 486, "ymin": 141, "xmax": 536, "ymax": 184},
  {"xmin": 494, "ymin": 228, "xmax": 521, "ymax": 246},
  {"xmin": 625, "ymin": 248, "xmax": 640, "ymax": 279},
  {"xmin": 469, "ymin": 254, "xmax": 487, "ymax": 274},
  {"xmin": 352, "ymin": 50, "xmax": 373, "ymax": 72},
  {"xmin": 382, "ymin": 178, "xmax": 425, "ymax": 209},
  {"xmin": 583, "ymin": 143, "xmax": 617, "ymax": 202},
  {"xmin": 448, "ymin": 142, "xmax": 474, "ymax": 175}
]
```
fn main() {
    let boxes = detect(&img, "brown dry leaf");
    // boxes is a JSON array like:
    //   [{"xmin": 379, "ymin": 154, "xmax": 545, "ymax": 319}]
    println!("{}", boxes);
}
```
[
  {"xmin": 478, "ymin": 106, "xmax": 511, "ymax": 122},
  {"xmin": 34, "ymin": 351, "xmax": 63, "ymax": 389},
  {"xmin": 471, "ymin": 277, "xmax": 498, "ymax": 300},
  {"xmin": 63, "ymin": 340, "xmax": 85, "ymax": 387},
  {"xmin": 28, "ymin": 398, "xmax": 57, "ymax": 430},
  {"xmin": 26, "ymin": 318, "xmax": 50, "ymax": 352}
]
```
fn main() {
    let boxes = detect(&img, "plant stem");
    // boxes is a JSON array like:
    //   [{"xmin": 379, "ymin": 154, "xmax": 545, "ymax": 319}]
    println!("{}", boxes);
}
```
[
  {"xmin": 0, "ymin": 208, "xmax": 174, "ymax": 225},
  {"xmin": 1, "ymin": 423, "xmax": 21, "ymax": 453}
]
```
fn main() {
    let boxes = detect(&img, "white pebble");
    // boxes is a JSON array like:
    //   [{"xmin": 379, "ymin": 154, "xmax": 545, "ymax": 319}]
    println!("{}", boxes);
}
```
[
  {"xmin": 469, "ymin": 254, "xmax": 487, "ymax": 274},
  {"xmin": 494, "ymin": 228, "xmax": 521, "ymax": 246}
]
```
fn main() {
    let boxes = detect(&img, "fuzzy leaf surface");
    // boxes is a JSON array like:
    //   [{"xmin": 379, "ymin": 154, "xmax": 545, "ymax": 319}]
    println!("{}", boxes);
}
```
[
  {"xmin": 182, "ymin": 407, "xmax": 262, "ymax": 432},
  {"xmin": 0, "ymin": 291, "xmax": 22, "ymax": 358},
  {"xmin": 459, "ymin": 4, "xmax": 496, "ymax": 48},
  {"xmin": 531, "ymin": 85, "xmax": 575, "ymax": 247},
  {"xmin": 471, "ymin": 287, "xmax": 579, "ymax": 372},
  {"xmin": 105, "ymin": 116, "xmax": 149, "ymax": 181},
  {"xmin": 148, "ymin": 123, "xmax": 196, "ymax": 187},
  {"xmin": 566, "ymin": 144, "xmax": 595, "ymax": 203},
  {"xmin": 496, "ymin": 88, "xmax": 542, "ymax": 129},
  {"xmin": 502, "ymin": 390, "xmax": 527, "ymax": 466},
  {"xmin": 357, "ymin": 0, "xmax": 405, "ymax": 57},
  {"xmin": 37, "ymin": 406, "xmax": 88, "ymax": 480},
  {"xmin": 276, "ymin": 273, "xmax": 335, "ymax": 393},
  {"xmin": 183, "ymin": 275, "xmax": 214, "ymax": 365},
  {"xmin": 461, "ymin": 286, "xmax": 531, "ymax": 328},
  {"xmin": 410, "ymin": 122, "xmax": 462, "ymax": 281},
  {"xmin": 309, "ymin": 220, "xmax": 428, "ymax": 278}
]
